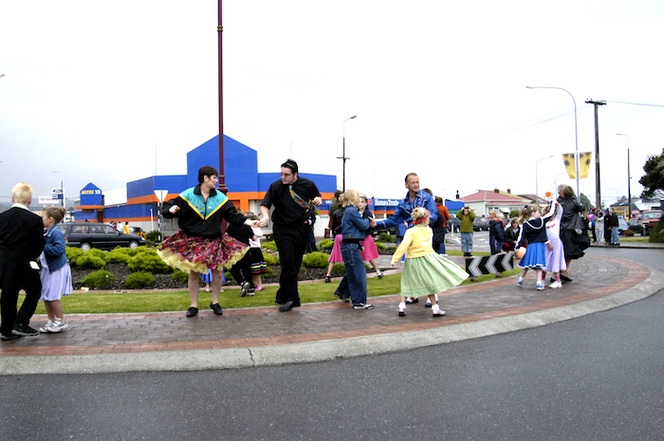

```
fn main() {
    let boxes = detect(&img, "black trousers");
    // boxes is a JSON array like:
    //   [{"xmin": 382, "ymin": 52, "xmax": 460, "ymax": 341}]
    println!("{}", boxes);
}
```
[
  {"xmin": 0, "ymin": 262, "xmax": 42, "ymax": 336},
  {"xmin": 229, "ymin": 252, "xmax": 253, "ymax": 288},
  {"xmin": 272, "ymin": 223, "xmax": 307, "ymax": 304}
]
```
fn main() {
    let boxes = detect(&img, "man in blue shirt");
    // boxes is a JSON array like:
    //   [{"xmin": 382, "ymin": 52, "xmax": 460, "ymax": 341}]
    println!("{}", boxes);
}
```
[{"xmin": 374, "ymin": 173, "xmax": 439, "ymax": 230}]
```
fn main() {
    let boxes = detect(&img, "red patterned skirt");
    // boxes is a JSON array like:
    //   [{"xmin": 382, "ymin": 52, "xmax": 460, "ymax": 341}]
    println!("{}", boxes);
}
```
[{"xmin": 157, "ymin": 230, "xmax": 249, "ymax": 274}]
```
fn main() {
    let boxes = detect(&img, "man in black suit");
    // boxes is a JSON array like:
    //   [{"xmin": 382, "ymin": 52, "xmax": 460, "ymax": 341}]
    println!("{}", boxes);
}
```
[{"xmin": 0, "ymin": 182, "xmax": 45, "ymax": 341}]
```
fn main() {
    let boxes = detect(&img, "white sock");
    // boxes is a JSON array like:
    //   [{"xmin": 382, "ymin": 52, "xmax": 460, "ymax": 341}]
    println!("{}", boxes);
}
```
[
  {"xmin": 398, "ymin": 302, "xmax": 406, "ymax": 312},
  {"xmin": 432, "ymin": 304, "xmax": 440, "ymax": 313}
]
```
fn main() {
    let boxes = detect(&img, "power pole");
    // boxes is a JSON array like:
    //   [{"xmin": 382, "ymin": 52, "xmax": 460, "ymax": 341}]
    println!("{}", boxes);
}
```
[{"xmin": 585, "ymin": 99, "xmax": 606, "ymax": 209}]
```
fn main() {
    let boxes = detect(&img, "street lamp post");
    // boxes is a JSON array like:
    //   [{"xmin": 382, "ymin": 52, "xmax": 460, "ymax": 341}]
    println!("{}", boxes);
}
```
[
  {"xmin": 616, "ymin": 133, "xmax": 631, "ymax": 218},
  {"xmin": 526, "ymin": 86, "xmax": 580, "ymax": 198},
  {"xmin": 53, "ymin": 171, "xmax": 64, "ymax": 207},
  {"xmin": 536, "ymin": 155, "xmax": 554, "ymax": 204},
  {"xmin": 338, "ymin": 115, "xmax": 356, "ymax": 192}
]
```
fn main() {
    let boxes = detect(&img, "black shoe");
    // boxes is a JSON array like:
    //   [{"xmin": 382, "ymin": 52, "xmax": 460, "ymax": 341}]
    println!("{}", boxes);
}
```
[
  {"xmin": 13, "ymin": 323, "xmax": 38, "ymax": 336},
  {"xmin": 353, "ymin": 303, "xmax": 374, "ymax": 310},
  {"xmin": 560, "ymin": 275, "xmax": 573, "ymax": 283},
  {"xmin": 324, "ymin": 276, "xmax": 331, "ymax": 283},
  {"xmin": 210, "ymin": 303, "xmax": 223, "ymax": 316},
  {"xmin": 1, "ymin": 333, "xmax": 22, "ymax": 341},
  {"xmin": 186, "ymin": 307, "xmax": 199, "ymax": 317},
  {"xmin": 240, "ymin": 281, "xmax": 250, "ymax": 297},
  {"xmin": 279, "ymin": 301, "xmax": 298, "ymax": 312}
]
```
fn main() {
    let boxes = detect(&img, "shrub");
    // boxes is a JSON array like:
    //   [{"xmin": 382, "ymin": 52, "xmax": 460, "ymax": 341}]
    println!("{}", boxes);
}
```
[
  {"xmin": 302, "ymin": 251, "xmax": 330, "ymax": 268},
  {"xmin": 649, "ymin": 218, "xmax": 664, "ymax": 243},
  {"xmin": 124, "ymin": 271, "xmax": 155, "ymax": 288},
  {"xmin": 331, "ymin": 263, "xmax": 345, "ymax": 276},
  {"xmin": 263, "ymin": 252, "xmax": 280, "ymax": 266},
  {"xmin": 624, "ymin": 229, "xmax": 635, "ymax": 237},
  {"xmin": 86, "ymin": 248, "xmax": 108, "ymax": 261},
  {"xmin": 375, "ymin": 233, "xmax": 395, "ymax": 243},
  {"xmin": 146, "ymin": 230, "xmax": 162, "ymax": 243},
  {"xmin": 262, "ymin": 241, "xmax": 278, "ymax": 252},
  {"xmin": 129, "ymin": 250, "xmax": 172, "ymax": 273},
  {"xmin": 74, "ymin": 254, "xmax": 106, "ymax": 269},
  {"xmin": 81, "ymin": 270, "xmax": 115, "ymax": 288},
  {"xmin": 171, "ymin": 270, "xmax": 189, "ymax": 284},
  {"xmin": 66, "ymin": 247, "xmax": 84, "ymax": 264},
  {"xmin": 318, "ymin": 239, "xmax": 334, "ymax": 250},
  {"xmin": 113, "ymin": 246, "xmax": 139, "ymax": 257},
  {"xmin": 106, "ymin": 250, "xmax": 132, "ymax": 264}
]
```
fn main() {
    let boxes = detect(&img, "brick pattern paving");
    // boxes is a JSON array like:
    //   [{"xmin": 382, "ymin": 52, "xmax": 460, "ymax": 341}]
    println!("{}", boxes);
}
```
[{"xmin": 0, "ymin": 255, "xmax": 649, "ymax": 357}]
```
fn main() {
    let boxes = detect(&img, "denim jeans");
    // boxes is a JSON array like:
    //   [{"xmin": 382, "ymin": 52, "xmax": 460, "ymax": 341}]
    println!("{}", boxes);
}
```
[
  {"xmin": 338, "ymin": 242, "xmax": 367, "ymax": 305},
  {"xmin": 461, "ymin": 232, "xmax": 473, "ymax": 253},
  {"xmin": 611, "ymin": 227, "xmax": 620, "ymax": 245}
]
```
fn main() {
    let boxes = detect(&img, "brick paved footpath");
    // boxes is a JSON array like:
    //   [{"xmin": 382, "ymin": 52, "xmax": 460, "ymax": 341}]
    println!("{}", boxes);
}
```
[{"xmin": 0, "ymin": 255, "xmax": 652, "ymax": 361}]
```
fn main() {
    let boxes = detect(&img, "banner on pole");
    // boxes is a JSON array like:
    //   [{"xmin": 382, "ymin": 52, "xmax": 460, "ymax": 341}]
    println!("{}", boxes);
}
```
[{"xmin": 562, "ymin": 152, "xmax": 592, "ymax": 179}]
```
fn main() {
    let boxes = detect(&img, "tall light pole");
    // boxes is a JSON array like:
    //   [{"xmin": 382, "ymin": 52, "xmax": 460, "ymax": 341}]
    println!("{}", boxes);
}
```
[
  {"xmin": 527, "ymin": 86, "xmax": 580, "ymax": 198},
  {"xmin": 217, "ymin": 0, "xmax": 227, "ymax": 194},
  {"xmin": 536, "ymin": 155, "xmax": 554, "ymax": 204},
  {"xmin": 338, "ymin": 115, "xmax": 356, "ymax": 192},
  {"xmin": 616, "ymin": 133, "xmax": 631, "ymax": 218},
  {"xmin": 53, "ymin": 171, "xmax": 64, "ymax": 207}
]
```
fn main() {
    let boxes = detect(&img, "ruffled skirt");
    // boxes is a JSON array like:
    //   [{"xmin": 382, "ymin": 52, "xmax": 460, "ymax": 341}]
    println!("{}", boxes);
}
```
[
  {"xmin": 360, "ymin": 235, "xmax": 380, "ymax": 261},
  {"xmin": 39, "ymin": 259, "xmax": 73, "ymax": 302},
  {"xmin": 328, "ymin": 234, "xmax": 343, "ymax": 264},
  {"xmin": 249, "ymin": 247, "xmax": 268, "ymax": 275},
  {"xmin": 157, "ymin": 230, "xmax": 248, "ymax": 274},
  {"xmin": 400, "ymin": 252, "xmax": 469, "ymax": 297}
]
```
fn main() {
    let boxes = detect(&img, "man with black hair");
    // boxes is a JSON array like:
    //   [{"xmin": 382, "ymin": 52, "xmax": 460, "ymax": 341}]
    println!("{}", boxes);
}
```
[{"xmin": 260, "ymin": 159, "xmax": 322, "ymax": 311}]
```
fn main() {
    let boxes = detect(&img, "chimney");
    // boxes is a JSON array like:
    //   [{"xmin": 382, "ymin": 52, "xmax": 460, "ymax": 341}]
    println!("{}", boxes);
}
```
[
  {"xmin": 494, "ymin": 188, "xmax": 499, "ymax": 193},
  {"xmin": 507, "ymin": 188, "xmax": 511, "ymax": 194}
]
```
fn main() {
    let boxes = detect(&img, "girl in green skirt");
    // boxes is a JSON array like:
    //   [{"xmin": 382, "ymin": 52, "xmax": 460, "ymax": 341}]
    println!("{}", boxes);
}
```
[{"xmin": 391, "ymin": 207, "xmax": 469, "ymax": 318}]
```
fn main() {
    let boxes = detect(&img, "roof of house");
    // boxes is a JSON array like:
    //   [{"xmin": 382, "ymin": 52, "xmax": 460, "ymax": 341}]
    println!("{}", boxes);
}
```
[{"xmin": 461, "ymin": 190, "xmax": 530, "ymax": 204}]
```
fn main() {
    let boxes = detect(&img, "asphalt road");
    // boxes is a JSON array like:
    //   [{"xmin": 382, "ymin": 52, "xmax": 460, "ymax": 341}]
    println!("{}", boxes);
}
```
[{"xmin": 1, "ymin": 247, "xmax": 663, "ymax": 441}]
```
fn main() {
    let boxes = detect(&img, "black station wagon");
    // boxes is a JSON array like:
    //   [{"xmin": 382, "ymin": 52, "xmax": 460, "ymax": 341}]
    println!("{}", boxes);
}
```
[{"xmin": 59, "ymin": 222, "xmax": 146, "ymax": 251}]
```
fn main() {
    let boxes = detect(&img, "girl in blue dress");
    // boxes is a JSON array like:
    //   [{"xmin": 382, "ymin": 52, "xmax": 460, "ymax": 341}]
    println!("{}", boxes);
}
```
[{"xmin": 515, "ymin": 202, "xmax": 555, "ymax": 291}]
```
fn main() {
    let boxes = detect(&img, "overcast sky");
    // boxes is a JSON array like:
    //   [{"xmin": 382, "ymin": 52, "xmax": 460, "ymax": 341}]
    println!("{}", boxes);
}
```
[{"xmin": 1, "ymin": 0, "xmax": 663, "ymax": 208}]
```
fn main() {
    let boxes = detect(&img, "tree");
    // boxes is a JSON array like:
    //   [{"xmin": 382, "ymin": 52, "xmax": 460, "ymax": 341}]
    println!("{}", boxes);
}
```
[
  {"xmin": 579, "ymin": 193, "xmax": 592, "ymax": 211},
  {"xmin": 639, "ymin": 148, "xmax": 664, "ymax": 198}
]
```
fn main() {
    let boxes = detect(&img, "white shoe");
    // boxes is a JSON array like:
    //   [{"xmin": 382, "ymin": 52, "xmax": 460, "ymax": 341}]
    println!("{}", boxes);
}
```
[
  {"xmin": 549, "ymin": 281, "xmax": 563, "ymax": 289},
  {"xmin": 39, "ymin": 320, "xmax": 54, "ymax": 333},
  {"xmin": 50, "ymin": 320, "xmax": 69, "ymax": 333},
  {"xmin": 432, "ymin": 305, "xmax": 446, "ymax": 317}
]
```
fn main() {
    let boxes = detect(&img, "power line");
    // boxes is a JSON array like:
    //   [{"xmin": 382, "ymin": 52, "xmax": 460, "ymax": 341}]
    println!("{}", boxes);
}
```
[{"xmin": 605, "ymin": 100, "xmax": 664, "ymax": 108}]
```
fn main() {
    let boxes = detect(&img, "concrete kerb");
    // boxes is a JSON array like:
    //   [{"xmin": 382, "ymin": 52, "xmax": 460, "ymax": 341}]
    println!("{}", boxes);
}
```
[{"xmin": 2, "ymin": 261, "xmax": 662, "ymax": 376}]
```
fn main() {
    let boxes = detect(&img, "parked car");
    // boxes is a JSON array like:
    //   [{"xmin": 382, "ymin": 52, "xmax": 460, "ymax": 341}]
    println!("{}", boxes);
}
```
[
  {"xmin": 447, "ymin": 216, "xmax": 461, "ymax": 233},
  {"xmin": 627, "ymin": 218, "xmax": 643, "ymax": 235},
  {"xmin": 128, "ymin": 226, "xmax": 147, "ymax": 239},
  {"xmin": 617, "ymin": 215, "xmax": 629, "ymax": 235},
  {"xmin": 641, "ymin": 210, "xmax": 662, "ymax": 236},
  {"xmin": 59, "ymin": 222, "xmax": 147, "ymax": 251},
  {"xmin": 473, "ymin": 216, "xmax": 490, "ymax": 231}
]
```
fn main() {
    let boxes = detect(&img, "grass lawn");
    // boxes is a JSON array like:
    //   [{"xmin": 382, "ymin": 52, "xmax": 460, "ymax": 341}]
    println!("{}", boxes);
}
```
[
  {"xmin": 619, "ymin": 236, "xmax": 650, "ymax": 242},
  {"xmin": 23, "ymin": 266, "xmax": 519, "ymax": 314}
]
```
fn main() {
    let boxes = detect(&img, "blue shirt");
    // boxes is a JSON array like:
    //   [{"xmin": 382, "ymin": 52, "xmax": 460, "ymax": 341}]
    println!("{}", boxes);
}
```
[
  {"xmin": 377, "ymin": 191, "xmax": 439, "ymax": 229},
  {"xmin": 342, "ymin": 206, "xmax": 371, "ymax": 240}
]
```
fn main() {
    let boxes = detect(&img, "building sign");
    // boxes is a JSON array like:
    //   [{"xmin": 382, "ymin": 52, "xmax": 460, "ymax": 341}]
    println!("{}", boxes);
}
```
[{"xmin": 80, "ymin": 183, "xmax": 103, "ymax": 207}]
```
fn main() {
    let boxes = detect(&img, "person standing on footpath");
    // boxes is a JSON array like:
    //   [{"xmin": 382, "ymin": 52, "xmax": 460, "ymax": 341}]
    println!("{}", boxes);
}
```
[
  {"xmin": 609, "ymin": 208, "xmax": 621, "ymax": 246},
  {"xmin": 434, "ymin": 196, "xmax": 450, "ymax": 255},
  {"xmin": 457, "ymin": 206, "xmax": 476, "ymax": 256},
  {"xmin": 0, "ymin": 182, "xmax": 45, "ymax": 341},
  {"xmin": 260, "ymin": 159, "xmax": 322, "ymax": 312},
  {"xmin": 158, "ymin": 166, "xmax": 259, "ymax": 318}
]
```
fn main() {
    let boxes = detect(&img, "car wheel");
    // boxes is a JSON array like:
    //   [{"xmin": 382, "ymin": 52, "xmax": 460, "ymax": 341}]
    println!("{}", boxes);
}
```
[
  {"xmin": 80, "ymin": 242, "xmax": 91, "ymax": 252},
  {"xmin": 129, "ymin": 240, "xmax": 139, "ymax": 249}
]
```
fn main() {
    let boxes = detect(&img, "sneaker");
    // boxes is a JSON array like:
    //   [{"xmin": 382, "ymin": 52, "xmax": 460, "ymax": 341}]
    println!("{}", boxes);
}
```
[
  {"xmin": 425, "ymin": 300, "xmax": 432, "ymax": 308},
  {"xmin": 549, "ymin": 281, "xmax": 563, "ymax": 289},
  {"xmin": 210, "ymin": 303, "xmax": 223, "ymax": 315},
  {"xmin": 377, "ymin": 271, "xmax": 384, "ymax": 279},
  {"xmin": 353, "ymin": 303, "xmax": 374, "ymax": 310},
  {"xmin": 517, "ymin": 277, "xmax": 524, "ymax": 287},
  {"xmin": 240, "ymin": 281, "xmax": 250, "ymax": 297},
  {"xmin": 405, "ymin": 297, "xmax": 419, "ymax": 304},
  {"xmin": 324, "ymin": 276, "xmax": 331, "ymax": 283},
  {"xmin": 13, "ymin": 323, "xmax": 39, "ymax": 336},
  {"xmin": 536, "ymin": 282, "xmax": 545, "ymax": 291},
  {"xmin": 186, "ymin": 307, "xmax": 199, "ymax": 317},
  {"xmin": 39, "ymin": 320, "xmax": 55, "ymax": 333},
  {"xmin": 50, "ymin": 320, "xmax": 69, "ymax": 333},
  {"xmin": 247, "ymin": 288, "xmax": 256, "ymax": 296},
  {"xmin": 432, "ymin": 307, "xmax": 446, "ymax": 317},
  {"xmin": 1, "ymin": 333, "xmax": 22, "ymax": 341}
]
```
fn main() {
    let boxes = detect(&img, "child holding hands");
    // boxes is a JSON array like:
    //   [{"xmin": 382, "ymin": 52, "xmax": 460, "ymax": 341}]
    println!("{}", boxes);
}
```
[
  {"xmin": 391, "ymin": 207, "xmax": 468, "ymax": 318},
  {"xmin": 515, "ymin": 202, "xmax": 556, "ymax": 290}
]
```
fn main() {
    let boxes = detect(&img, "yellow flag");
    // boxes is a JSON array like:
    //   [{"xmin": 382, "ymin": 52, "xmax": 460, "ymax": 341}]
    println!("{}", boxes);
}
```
[
  {"xmin": 563, "ymin": 153, "xmax": 576, "ymax": 178},
  {"xmin": 562, "ymin": 152, "xmax": 593, "ymax": 179}
]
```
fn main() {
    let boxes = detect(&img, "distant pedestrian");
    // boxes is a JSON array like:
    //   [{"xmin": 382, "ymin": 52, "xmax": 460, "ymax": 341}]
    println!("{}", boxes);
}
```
[
  {"xmin": 609, "ymin": 208, "xmax": 621, "ymax": 246},
  {"xmin": 516, "ymin": 202, "xmax": 555, "ymax": 291},
  {"xmin": 595, "ymin": 211, "xmax": 605, "ymax": 244},
  {"xmin": 39, "ymin": 206, "xmax": 73, "ymax": 333},
  {"xmin": 457, "ymin": 206, "xmax": 476, "ymax": 256},
  {"xmin": 0, "ymin": 182, "xmax": 45, "ymax": 341},
  {"xmin": 434, "ymin": 196, "xmax": 450, "ymax": 255},
  {"xmin": 123, "ymin": 222, "xmax": 130, "ymax": 234},
  {"xmin": 391, "ymin": 207, "xmax": 468, "ymax": 318}
]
